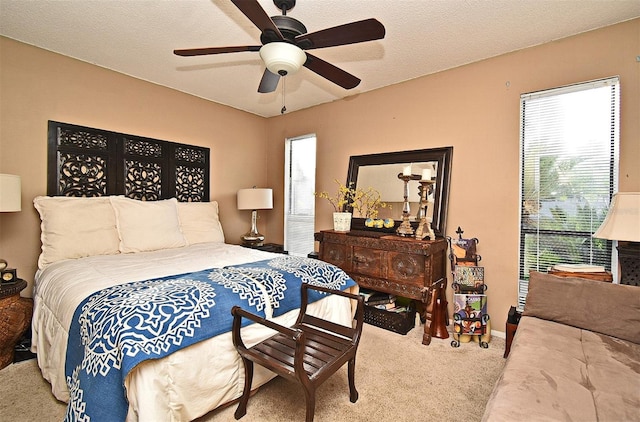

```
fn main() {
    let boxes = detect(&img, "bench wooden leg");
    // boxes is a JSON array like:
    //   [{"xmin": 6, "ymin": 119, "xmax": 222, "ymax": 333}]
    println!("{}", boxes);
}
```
[
  {"xmin": 348, "ymin": 357, "xmax": 359, "ymax": 403},
  {"xmin": 303, "ymin": 385, "xmax": 316, "ymax": 422},
  {"xmin": 234, "ymin": 357, "xmax": 254, "ymax": 420}
]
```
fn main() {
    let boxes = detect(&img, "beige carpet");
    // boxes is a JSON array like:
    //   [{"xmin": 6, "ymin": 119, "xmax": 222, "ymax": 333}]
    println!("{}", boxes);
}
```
[{"xmin": 0, "ymin": 323, "xmax": 505, "ymax": 421}]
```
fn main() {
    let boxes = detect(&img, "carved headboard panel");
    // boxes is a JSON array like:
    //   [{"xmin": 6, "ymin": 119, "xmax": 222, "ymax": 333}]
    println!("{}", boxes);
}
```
[{"xmin": 47, "ymin": 121, "xmax": 210, "ymax": 201}]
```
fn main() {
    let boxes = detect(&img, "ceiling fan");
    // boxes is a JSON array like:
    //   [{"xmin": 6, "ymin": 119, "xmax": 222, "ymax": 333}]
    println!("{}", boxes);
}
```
[{"xmin": 174, "ymin": 0, "xmax": 385, "ymax": 93}]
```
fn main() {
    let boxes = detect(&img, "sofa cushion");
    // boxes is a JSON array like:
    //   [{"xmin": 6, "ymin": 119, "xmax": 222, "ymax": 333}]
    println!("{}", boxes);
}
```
[
  {"xmin": 524, "ymin": 271, "xmax": 640, "ymax": 344},
  {"xmin": 481, "ymin": 316, "xmax": 640, "ymax": 421},
  {"xmin": 581, "ymin": 329, "xmax": 640, "ymax": 419}
]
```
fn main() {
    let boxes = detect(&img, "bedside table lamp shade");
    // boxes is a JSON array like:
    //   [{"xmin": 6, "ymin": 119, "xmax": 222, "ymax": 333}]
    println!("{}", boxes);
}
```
[
  {"xmin": 0, "ymin": 174, "xmax": 21, "ymax": 212},
  {"xmin": 593, "ymin": 192, "xmax": 640, "ymax": 286},
  {"xmin": 0, "ymin": 174, "xmax": 22, "ymax": 290},
  {"xmin": 238, "ymin": 188, "xmax": 273, "ymax": 245},
  {"xmin": 237, "ymin": 188, "xmax": 273, "ymax": 211}
]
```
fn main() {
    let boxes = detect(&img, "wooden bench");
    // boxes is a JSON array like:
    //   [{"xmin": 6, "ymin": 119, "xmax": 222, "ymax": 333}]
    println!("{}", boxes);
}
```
[{"xmin": 231, "ymin": 283, "xmax": 365, "ymax": 422}]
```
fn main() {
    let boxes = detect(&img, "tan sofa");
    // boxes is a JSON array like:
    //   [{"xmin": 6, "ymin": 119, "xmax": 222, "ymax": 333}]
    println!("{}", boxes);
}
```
[{"xmin": 482, "ymin": 271, "xmax": 640, "ymax": 421}]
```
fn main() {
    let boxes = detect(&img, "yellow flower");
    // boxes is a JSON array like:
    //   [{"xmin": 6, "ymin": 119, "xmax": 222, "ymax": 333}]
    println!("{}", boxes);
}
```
[
  {"xmin": 315, "ymin": 180, "xmax": 391, "ymax": 218},
  {"xmin": 314, "ymin": 180, "xmax": 355, "ymax": 212}
]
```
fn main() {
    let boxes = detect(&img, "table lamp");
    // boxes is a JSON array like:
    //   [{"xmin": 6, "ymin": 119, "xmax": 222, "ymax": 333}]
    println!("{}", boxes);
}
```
[
  {"xmin": 593, "ymin": 192, "xmax": 640, "ymax": 286},
  {"xmin": 237, "ymin": 187, "xmax": 273, "ymax": 246},
  {"xmin": 0, "ymin": 174, "xmax": 21, "ymax": 213},
  {"xmin": 0, "ymin": 174, "xmax": 22, "ymax": 284}
]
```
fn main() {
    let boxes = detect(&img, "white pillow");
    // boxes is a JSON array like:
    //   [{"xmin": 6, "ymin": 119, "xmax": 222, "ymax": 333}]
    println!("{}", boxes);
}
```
[
  {"xmin": 177, "ymin": 201, "xmax": 225, "ymax": 245},
  {"xmin": 33, "ymin": 196, "xmax": 121, "ymax": 269},
  {"xmin": 110, "ymin": 197, "xmax": 186, "ymax": 253}
]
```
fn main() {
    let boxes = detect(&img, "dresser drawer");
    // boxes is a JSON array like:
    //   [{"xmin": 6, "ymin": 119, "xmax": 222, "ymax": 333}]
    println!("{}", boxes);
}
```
[
  {"xmin": 321, "ymin": 242, "xmax": 351, "ymax": 271},
  {"xmin": 352, "ymin": 246, "xmax": 384, "ymax": 278},
  {"xmin": 387, "ymin": 251, "xmax": 425, "ymax": 287}
]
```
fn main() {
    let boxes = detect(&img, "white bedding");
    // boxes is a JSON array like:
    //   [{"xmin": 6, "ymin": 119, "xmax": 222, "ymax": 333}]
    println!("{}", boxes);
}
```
[{"xmin": 32, "ymin": 242, "xmax": 355, "ymax": 421}]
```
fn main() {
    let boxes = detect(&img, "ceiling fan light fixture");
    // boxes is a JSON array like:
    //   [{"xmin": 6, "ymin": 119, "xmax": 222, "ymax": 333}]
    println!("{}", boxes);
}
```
[{"xmin": 259, "ymin": 42, "xmax": 306, "ymax": 76}]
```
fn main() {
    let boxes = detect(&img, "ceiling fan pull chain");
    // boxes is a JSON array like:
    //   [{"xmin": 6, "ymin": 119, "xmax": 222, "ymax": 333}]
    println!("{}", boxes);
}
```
[{"xmin": 281, "ymin": 76, "xmax": 287, "ymax": 114}]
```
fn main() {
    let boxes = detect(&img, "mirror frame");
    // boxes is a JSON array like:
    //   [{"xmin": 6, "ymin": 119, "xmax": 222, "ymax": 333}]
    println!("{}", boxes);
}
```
[{"xmin": 346, "ymin": 147, "xmax": 453, "ymax": 238}]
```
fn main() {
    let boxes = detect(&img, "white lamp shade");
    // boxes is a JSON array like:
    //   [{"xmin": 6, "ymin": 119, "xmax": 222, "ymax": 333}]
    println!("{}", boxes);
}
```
[
  {"xmin": 593, "ymin": 192, "xmax": 640, "ymax": 242},
  {"xmin": 259, "ymin": 42, "xmax": 306, "ymax": 76},
  {"xmin": 0, "ymin": 174, "xmax": 21, "ymax": 212},
  {"xmin": 237, "ymin": 188, "xmax": 273, "ymax": 210}
]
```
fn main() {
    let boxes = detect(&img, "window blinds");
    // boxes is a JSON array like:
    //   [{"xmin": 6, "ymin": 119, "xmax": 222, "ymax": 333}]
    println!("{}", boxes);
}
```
[
  {"xmin": 517, "ymin": 77, "xmax": 619, "ymax": 309},
  {"xmin": 284, "ymin": 135, "xmax": 317, "ymax": 256}
]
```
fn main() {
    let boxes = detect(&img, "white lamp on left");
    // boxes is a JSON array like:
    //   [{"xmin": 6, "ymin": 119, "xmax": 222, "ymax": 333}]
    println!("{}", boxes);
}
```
[
  {"xmin": 0, "ymin": 174, "xmax": 22, "ymax": 283},
  {"xmin": 238, "ymin": 188, "xmax": 273, "ymax": 246},
  {"xmin": 0, "ymin": 174, "xmax": 21, "ymax": 212}
]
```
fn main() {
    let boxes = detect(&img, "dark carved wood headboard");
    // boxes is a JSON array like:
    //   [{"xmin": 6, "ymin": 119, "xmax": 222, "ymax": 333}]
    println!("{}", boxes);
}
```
[{"xmin": 47, "ymin": 121, "xmax": 210, "ymax": 201}]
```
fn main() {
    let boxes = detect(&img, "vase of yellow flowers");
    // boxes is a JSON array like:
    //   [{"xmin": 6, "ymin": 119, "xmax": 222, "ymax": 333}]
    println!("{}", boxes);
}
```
[
  {"xmin": 315, "ymin": 180, "xmax": 390, "ymax": 232},
  {"xmin": 314, "ymin": 180, "xmax": 354, "ymax": 232}
]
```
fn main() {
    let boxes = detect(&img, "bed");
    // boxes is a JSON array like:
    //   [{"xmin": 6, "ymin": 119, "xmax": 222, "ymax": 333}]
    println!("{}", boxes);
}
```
[
  {"xmin": 31, "ymin": 196, "xmax": 357, "ymax": 421},
  {"xmin": 32, "ymin": 123, "xmax": 358, "ymax": 421}
]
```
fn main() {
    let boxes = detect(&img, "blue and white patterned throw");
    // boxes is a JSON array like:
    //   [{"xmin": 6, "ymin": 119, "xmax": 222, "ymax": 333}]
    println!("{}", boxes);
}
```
[{"xmin": 64, "ymin": 256, "xmax": 355, "ymax": 421}]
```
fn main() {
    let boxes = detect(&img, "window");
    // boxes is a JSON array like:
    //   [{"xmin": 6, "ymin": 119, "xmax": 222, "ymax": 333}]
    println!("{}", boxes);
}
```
[
  {"xmin": 284, "ymin": 135, "xmax": 316, "ymax": 256},
  {"xmin": 518, "ymin": 77, "xmax": 619, "ymax": 309}
]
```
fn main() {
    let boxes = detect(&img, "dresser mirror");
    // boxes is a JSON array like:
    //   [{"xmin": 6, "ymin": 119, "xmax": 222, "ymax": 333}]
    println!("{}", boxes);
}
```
[{"xmin": 346, "ymin": 147, "xmax": 453, "ymax": 237}]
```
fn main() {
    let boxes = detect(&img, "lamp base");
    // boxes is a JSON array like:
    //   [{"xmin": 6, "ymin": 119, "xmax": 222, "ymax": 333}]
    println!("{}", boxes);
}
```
[
  {"xmin": 618, "ymin": 241, "xmax": 640, "ymax": 286},
  {"xmin": 242, "ymin": 210, "xmax": 265, "ymax": 247},
  {"xmin": 241, "ymin": 234, "xmax": 265, "ymax": 247}
]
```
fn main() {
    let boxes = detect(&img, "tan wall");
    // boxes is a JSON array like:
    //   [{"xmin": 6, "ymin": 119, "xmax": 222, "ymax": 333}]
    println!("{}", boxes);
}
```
[
  {"xmin": 0, "ymin": 37, "xmax": 269, "ymax": 296},
  {"xmin": 1, "ymin": 19, "xmax": 638, "ymax": 333},
  {"xmin": 265, "ymin": 18, "xmax": 640, "ymax": 332}
]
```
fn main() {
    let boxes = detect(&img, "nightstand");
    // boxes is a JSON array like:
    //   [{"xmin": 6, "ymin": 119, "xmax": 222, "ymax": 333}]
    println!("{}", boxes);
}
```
[
  {"xmin": 504, "ymin": 306, "xmax": 521, "ymax": 358},
  {"xmin": 0, "ymin": 279, "xmax": 33, "ymax": 369},
  {"xmin": 241, "ymin": 243, "xmax": 288, "ymax": 254}
]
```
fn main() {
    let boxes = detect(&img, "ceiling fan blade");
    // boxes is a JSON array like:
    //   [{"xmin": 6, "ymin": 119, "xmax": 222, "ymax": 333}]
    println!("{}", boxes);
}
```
[
  {"xmin": 295, "ymin": 19, "xmax": 385, "ymax": 50},
  {"xmin": 303, "ymin": 53, "xmax": 361, "ymax": 89},
  {"xmin": 231, "ymin": 0, "xmax": 284, "ymax": 41},
  {"xmin": 174, "ymin": 46, "xmax": 261, "ymax": 56},
  {"xmin": 258, "ymin": 69, "xmax": 280, "ymax": 93}
]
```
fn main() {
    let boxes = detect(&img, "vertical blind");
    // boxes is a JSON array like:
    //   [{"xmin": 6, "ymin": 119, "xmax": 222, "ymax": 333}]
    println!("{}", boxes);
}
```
[
  {"xmin": 284, "ymin": 135, "xmax": 317, "ymax": 256},
  {"xmin": 518, "ymin": 77, "xmax": 620, "ymax": 309}
]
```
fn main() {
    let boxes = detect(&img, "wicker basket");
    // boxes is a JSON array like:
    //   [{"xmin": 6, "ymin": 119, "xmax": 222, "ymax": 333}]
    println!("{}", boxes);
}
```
[{"xmin": 363, "ymin": 305, "xmax": 416, "ymax": 335}]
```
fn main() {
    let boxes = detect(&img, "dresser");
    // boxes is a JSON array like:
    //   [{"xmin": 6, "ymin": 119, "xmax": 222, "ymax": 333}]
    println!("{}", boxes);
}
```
[{"xmin": 315, "ymin": 230, "xmax": 448, "ymax": 345}]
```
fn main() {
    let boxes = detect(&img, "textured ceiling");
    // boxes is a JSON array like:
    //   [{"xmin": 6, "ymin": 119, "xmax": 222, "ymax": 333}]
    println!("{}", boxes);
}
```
[{"xmin": 1, "ymin": 0, "xmax": 639, "ymax": 117}]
